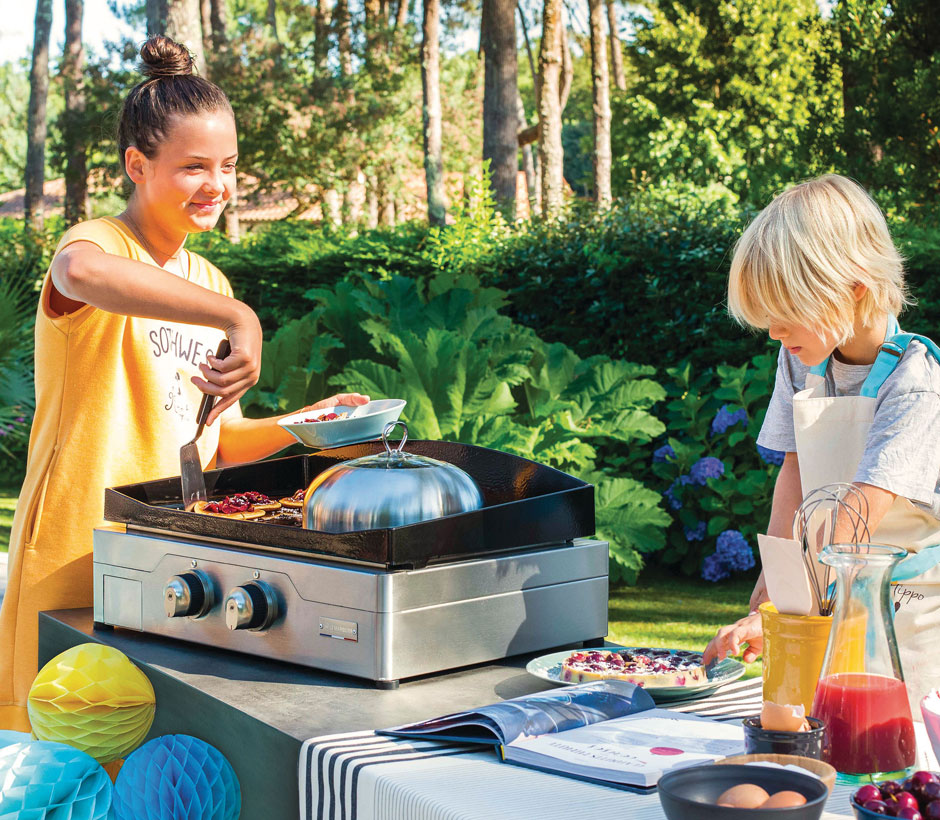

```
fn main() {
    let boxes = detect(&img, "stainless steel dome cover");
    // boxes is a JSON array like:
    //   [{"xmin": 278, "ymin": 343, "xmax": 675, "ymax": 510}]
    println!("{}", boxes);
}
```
[{"xmin": 303, "ymin": 421, "xmax": 484, "ymax": 533}]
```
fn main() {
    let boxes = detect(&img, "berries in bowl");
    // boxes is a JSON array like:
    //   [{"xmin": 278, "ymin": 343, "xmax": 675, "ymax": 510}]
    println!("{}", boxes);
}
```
[
  {"xmin": 851, "ymin": 772, "xmax": 940, "ymax": 819},
  {"xmin": 277, "ymin": 399, "xmax": 406, "ymax": 449}
]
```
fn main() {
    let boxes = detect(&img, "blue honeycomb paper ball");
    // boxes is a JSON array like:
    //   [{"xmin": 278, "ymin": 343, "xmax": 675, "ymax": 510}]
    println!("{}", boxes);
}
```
[
  {"xmin": 111, "ymin": 734, "xmax": 241, "ymax": 820},
  {"xmin": 0, "ymin": 740, "xmax": 112, "ymax": 820},
  {"xmin": 0, "ymin": 731, "xmax": 31, "ymax": 749}
]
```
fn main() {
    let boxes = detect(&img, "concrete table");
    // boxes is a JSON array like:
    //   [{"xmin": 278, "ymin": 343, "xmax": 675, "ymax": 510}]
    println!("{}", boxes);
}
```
[{"xmin": 38, "ymin": 609, "xmax": 573, "ymax": 820}]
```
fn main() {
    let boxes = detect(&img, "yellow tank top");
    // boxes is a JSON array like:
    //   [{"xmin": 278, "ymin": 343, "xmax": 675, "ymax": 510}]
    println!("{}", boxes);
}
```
[{"xmin": 0, "ymin": 216, "xmax": 241, "ymax": 729}]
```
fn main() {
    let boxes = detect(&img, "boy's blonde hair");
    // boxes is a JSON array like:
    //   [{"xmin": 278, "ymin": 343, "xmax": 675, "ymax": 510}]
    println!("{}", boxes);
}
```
[{"xmin": 728, "ymin": 174, "xmax": 910, "ymax": 342}]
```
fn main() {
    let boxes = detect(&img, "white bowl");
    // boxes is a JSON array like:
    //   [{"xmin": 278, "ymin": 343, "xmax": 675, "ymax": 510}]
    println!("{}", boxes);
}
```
[
  {"xmin": 277, "ymin": 399, "xmax": 407, "ymax": 449},
  {"xmin": 921, "ymin": 689, "xmax": 940, "ymax": 763}
]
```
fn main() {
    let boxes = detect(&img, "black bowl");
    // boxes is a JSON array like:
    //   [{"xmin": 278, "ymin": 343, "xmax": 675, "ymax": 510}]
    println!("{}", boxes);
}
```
[
  {"xmin": 743, "ymin": 716, "xmax": 828, "ymax": 759},
  {"xmin": 658, "ymin": 763, "xmax": 829, "ymax": 819}
]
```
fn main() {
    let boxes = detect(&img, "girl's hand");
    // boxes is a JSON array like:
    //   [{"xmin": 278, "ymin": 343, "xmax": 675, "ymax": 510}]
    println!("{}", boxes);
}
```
[
  {"xmin": 703, "ymin": 612, "xmax": 763, "ymax": 665},
  {"xmin": 302, "ymin": 393, "xmax": 370, "ymax": 412},
  {"xmin": 192, "ymin": 303, "xmax": 263, "ymax": 425}
]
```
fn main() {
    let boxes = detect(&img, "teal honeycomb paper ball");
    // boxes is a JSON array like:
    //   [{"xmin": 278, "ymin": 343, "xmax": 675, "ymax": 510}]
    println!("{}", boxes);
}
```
[
  {"xmin": 0, "ymin": 740, "xmax": 112, "ymax": 820},
  {"xmin": 0, "ymin": 731, "xmax": 31, "ymax": 749},
  {"xmin": 111, "ymin": 735, "xmax": 241, "ymax": 820}
]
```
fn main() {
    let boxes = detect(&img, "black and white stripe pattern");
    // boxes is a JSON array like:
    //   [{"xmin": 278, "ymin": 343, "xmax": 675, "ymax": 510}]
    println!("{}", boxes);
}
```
[{"xmin": 299, "ymin": 679, "xmax": 763, "ymax": 820}]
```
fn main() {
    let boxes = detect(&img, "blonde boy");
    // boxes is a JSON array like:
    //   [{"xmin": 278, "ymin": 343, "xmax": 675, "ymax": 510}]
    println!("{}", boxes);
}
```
[{"xmin": 706, "ymin": 175, "xmax": 940, "ymax": 713}]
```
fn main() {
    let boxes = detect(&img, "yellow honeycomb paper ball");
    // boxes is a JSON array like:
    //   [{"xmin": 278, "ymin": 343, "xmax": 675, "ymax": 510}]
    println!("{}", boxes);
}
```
[{"xmin": 28, "ymin": 643, "xmax": 156, "ymax": 764}]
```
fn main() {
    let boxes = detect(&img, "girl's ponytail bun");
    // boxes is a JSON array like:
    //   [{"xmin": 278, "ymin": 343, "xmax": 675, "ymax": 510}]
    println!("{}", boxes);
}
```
[{"xmin": 139, "ymin": 35, "xmax": 195, "ymax": 79}]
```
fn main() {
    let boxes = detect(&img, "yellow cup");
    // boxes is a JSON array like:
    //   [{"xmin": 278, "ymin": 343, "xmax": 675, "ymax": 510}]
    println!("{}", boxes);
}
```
[{"xmin": 759, "ymin": 602, "xmax": 832, "ymax": 714}]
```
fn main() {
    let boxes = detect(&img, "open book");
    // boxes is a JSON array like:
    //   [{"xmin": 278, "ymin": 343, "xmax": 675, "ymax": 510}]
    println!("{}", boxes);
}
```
[{"xmin": 379, "ymin": 680, "xmax": 744, "ymax": 790}]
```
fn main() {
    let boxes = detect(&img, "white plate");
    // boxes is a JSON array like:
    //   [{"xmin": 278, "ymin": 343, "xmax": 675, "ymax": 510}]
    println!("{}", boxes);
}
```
[
  {"xmin": 525, "ymin": 647, "xmax": 746, "ymax": 702},
  {"xmin": 277, "ymin": 399, "xmax": 406, "ymax": 449}
]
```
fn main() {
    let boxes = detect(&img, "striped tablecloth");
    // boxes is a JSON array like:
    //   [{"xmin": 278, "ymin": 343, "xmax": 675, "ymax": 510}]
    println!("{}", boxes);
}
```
[{"xmin": 298, "ymin": 677, "xmax": 935, "ymax": 820}]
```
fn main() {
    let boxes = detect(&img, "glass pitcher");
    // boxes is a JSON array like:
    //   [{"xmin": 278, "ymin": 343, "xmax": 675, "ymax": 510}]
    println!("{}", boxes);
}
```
[{"xmin": 810, "ymin": 543, "xmax": 916, "ymax": 777}]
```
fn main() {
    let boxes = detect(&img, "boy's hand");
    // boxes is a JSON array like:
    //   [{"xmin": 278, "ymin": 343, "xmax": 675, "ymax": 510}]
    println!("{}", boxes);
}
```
[
  {"xmin": 193, "ymin": 303, "xmax": 263, "ymax": 425},
  {"xmin": 703, "ymin": 611, "xmax": 763, "ymax": 665}
]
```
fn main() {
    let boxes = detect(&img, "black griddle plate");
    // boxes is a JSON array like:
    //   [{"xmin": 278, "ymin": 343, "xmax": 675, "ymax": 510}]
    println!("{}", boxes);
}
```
[{"xmin": 104, "ymin": 440, "xmax": 595, "ymax": 569}]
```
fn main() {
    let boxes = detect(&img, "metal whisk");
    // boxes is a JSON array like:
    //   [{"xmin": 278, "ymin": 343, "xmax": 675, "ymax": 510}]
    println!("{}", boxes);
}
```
[{"xmin": 792, "ymin": 483, "xmax": 871, "ymax": 616}]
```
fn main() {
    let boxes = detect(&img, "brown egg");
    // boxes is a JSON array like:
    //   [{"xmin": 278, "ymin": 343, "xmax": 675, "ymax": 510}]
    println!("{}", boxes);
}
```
[
  {"xmin": 716, "ymin": 783, "xmax": 771, "ymax": 808},
  {"xmin": 761, "ymin": 790, "xmax": 808, "ymax": 808},
  {"xmin": 761, "ymin": 700, "xmax": 808, "ymax": 732}
]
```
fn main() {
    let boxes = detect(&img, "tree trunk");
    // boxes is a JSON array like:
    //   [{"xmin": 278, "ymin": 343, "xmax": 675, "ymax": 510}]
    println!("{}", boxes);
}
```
[
  {"xmin": 380, "ymin": 185, "xmax": 396, "ymax": 226},
  {"xmin": 200, "ymin": 0, "xmax": 213, "ymax": 66},
  {"xmin": 517, "ymin": 93, "xmax": 536, "ymax": 216},
  {"xmin": 267, "ymin": 0, "xmax": 280, "ymax": 41},
  {"xmin": 560, "ymin": 14, "xmax": 573, "ymax": 112},
  {"xmin": 517, "ymin": 2, "xmax": 538, "ymax": 100},
  {"xmin": 224, "ymin": 191, "xmax": 241, "ymax": 243},
  {"xmin": 364, "ymin": 0, "xmax": 384, "ymax": 58},
  {"xmin": 147, "ymin": 0, "xmax": 167, "ymax": 34},
  {"xmin": 422, "ymin": 0, "xmax": 446, "ymax": 227},
  {"xmin": 481, "ymin": 0, "xmax": 519, "ymax": 216},
  {"xmin": 335, "ymin": 0, "xmax": 353, "ymax": 76},
  {"xmin": 25, "ymin": 0, "xmax": 53, "ymax": 230},
  {"xmin": 606, "ymin": 0, "xmax": 625, "ymax": 91},
  {"xmin": 394, "ymin": 0, "xmax": 408, "ymax": 31},
  {"xmin": 166, "ymin": 0, "xmax": 206, "ymax": 74},
  {"xmin": 63, "ymin": 0, "xmax": 88, "ymax": 225},
  {"xmin": 210, "ymin": 0, "xmax": 227, "ymax": 47},
  {"xmin": 366, "ymin": 183, "xmax": 380, "ymax": 229},
  {"xmin": 589, "ymin": 0, "xmax": 611, "ymax": 209},
  {"xmin": 314, "ymin": 0, "xmax": 331, "ymax": 74},
  {"xmin": 538, "ymin": 0, "xmax": 564, "ymax": 217}
]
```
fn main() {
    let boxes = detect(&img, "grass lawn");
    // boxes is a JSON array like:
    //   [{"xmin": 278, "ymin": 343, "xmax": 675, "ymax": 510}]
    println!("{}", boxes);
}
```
[
  {"xmin": 608, "ymin": 567, "xmax": 762, "ymax": 679},
  {"xmin": 0, "ymin": 486, "xmax": 17, "ymax": 553}
]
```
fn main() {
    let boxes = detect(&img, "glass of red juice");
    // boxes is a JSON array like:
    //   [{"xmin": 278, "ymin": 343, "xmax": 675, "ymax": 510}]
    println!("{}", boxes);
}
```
[{"xmin": 810, "ymin": 544, "xmax": 914, "ymax": 779}]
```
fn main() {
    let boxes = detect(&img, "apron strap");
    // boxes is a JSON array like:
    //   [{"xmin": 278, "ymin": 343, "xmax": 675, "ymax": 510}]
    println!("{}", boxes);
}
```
[
  {"xmin": 861, "ymin": 331, "xmax": 940, "ymax": 397},
  {"xmin": 808, "ymin": 315, "xmax": 902, "ymax": 382},
  {"xmin": 893, "ymin": 544, "xmax": 940, "ymax": 582}
]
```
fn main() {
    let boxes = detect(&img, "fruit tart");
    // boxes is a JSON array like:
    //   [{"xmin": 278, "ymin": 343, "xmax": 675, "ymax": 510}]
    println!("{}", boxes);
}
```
[
  {"xmin": 193, "ymin": 491, "xmax": 280, "ymax": 520},
  {"xmin": 560, "ymin": 647, "xmax": 708, "ymax": 687}
]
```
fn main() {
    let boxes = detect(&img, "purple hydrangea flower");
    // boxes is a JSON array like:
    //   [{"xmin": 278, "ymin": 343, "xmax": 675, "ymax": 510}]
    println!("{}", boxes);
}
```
[
  {"xmin": 701, "ymin": 553, "xmax": 730, "ymax": 582},
  {"xmin": 653, "ymin": 444, "xmax": 677, "ymax": 463},
  {"xmin": 757, "ymin": 444, "xmax": 786, "ymax": 466},
  {"xmin": 663, "ymin": 484, "xmax": 682, "ymax": 510},
  {"xmin": 716, "ymin": 529, "xmax": 755, "ymax": 572},
  {"xmin": 684, "ymin": 520, "xmax": 706, "ymax": 542},
  {"xmin": 710, "ymin": 405, "xmax": 748, "ymax": 436},
  {"xmin": 689, "ymin": 457, "xmax": 725, "ymax": 485}
]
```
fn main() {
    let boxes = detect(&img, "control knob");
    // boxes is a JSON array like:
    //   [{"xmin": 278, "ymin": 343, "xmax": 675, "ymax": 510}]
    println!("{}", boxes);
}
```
[
  {"xmin": 163, "ymin": 570, "xmax": 215, "ymax": 618},
  {"xmin": 224, "ymin": 580, "xmax": 279, "ymax": 631}
]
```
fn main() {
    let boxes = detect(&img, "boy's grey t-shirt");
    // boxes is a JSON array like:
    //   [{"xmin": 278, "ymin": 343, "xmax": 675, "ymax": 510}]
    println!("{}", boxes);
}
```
[{"xmin": 757, "ymin": 340, "xmax": 940, "ymax": 519}]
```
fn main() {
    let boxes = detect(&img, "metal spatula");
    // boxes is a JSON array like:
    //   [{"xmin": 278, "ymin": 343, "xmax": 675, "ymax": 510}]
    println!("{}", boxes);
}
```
[{"xmin": 180, "ymin": 339, "xmax": 231, "ymax": 511}]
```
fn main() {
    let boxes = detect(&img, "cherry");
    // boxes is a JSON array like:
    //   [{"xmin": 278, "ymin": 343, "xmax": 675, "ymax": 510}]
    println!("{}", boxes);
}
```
[
  {"xmin": 914, "ymin": 773, "xmax": 940, "ymax": 789},
  {"xmin": 862, "ymin": 801, "xmax": 889, "ymax": 815},
  {"xmin": 897, "ymin": 794, "xmax": 921, "ymax": 812},
  {"xmin": 885, "ymin": 782, "xmax": 906, "ymax": 797},
  {"xmin": 857, "ymin": 786, "xmax": 885, "ymax": 805},
  {"xmin": 924, "ymin": 801, "xmax": 940, "ymax": 820},
  {"xmin": 924, "ymin": 784, "xmax": 940, "ymax": 805},
  {"xmin": 897, "ymin": 809, "xmax": 923, "ymax": 820}
]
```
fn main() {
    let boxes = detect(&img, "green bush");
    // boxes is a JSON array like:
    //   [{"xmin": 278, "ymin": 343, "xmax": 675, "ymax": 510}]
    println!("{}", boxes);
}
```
[
  {"xmin": 244, "ymin": 270, "xmax": 671, "ymax": 582},
  {"xmin": 642, "ymin": 351, "xmax": 780, "ymax": 580}
]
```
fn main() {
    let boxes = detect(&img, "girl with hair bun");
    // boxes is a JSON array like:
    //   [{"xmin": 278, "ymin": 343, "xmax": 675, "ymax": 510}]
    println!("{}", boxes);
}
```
[{"xmin": 0, "ymin": 36, "xmax": 367, "ymax": 731}]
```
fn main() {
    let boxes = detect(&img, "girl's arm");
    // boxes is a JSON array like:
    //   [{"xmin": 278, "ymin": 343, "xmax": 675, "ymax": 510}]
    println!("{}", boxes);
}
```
[
  {"xmin": 215, "ymin": 393, "xmax": 369, "ymax": 466},
  {"xmin": 704, "ymin": 451, "xmax": 802, "ymax": 664},
  {"xmin": 52, "ymin": 241, "xmax": 262, "ymax": 424}
]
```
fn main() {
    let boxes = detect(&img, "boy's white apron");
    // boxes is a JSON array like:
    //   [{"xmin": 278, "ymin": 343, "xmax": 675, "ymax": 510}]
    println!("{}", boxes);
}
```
[{"xmin": 792, "ymin": 318, "xmax": 940, "ymax": 715}]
